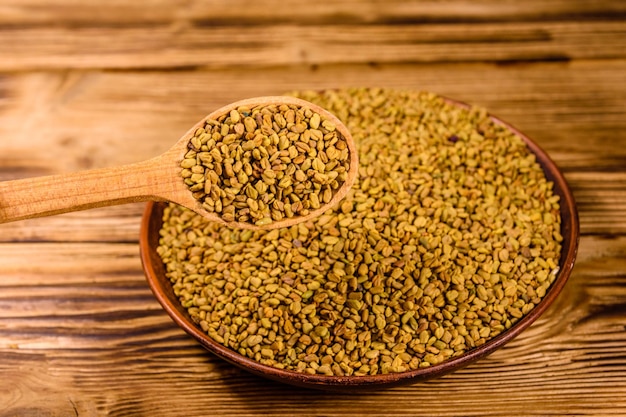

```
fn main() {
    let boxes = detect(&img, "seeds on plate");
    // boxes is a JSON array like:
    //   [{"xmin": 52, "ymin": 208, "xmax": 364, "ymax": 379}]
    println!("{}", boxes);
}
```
[{"xmin": 159, "ymin": 88, "xmax": 563, "ymax": 376}]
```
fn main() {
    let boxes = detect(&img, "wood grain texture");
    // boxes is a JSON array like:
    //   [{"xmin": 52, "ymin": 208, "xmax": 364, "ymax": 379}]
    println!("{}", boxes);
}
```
[
  {"xmin": 1, "ymin": 61, "xmax": 624, "ymax": 173},
  {"xmin": 1, "ymin": 0, "xmax": 624, "ymax": 25},
  {"xmin": 0, "ymin": 0, "xmax": 625, "ymax": 415},
  {"xmin": 0, "ymin": 21, "xmax": 624, "ymax": 71}
]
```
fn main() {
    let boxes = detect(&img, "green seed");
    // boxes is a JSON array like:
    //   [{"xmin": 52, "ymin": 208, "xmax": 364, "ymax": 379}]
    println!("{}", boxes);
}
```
[{"xmin": 255, "ymin": 218, "xmax": 273, "ymax": 226}]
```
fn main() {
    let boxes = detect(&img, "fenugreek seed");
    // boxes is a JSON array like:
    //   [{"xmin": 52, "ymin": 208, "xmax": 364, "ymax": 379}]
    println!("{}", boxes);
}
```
[
  {"xmin": 267, "ymin": 298, "xmax": 281, "ymax": 307},
  {"xmin": 229, "ymin": 109, "xmax": 240, "ymax": 123},
  {"xmin": 310, "ymin": 113, "xmax": 321, "ymax": 129},
  {"xmin": 255, "ymin": 217, "xmax": 273, "ymax": 226},
  {"xmin": 309, "ymin": 193, "xmax": 321, "ymax": 209},
  {"xmin": 247, "ymin": 335, "xmax": 263, "ymax": 347},
  {"xmin": 322, "ymin": 120, "xmax": 335, "ymax": 131},
  {"xmin": 314, "ymin": 326, "xmax": 329, "ymax": 338},
  {"xmin": 278, "ymin": 176, "xmax": 292, "ymax": 189},
  {"xmin": 322, "ymin": 188, "xmax": 333, "ymax": 204},
  {"xmin": 271, "ymin": 134, "xmax": 285, "ymax": 149},
  {"xmin": 181, "ymin": 158, "xmax": 197, "ymax": 169},
  {"xmin": 243, "ymin": 116, "xmax": 257, "ymax": 133},
  {"xmin": 289, "ymin": 301, "xmax": 302, "ymax": 315},
  {"xmin": 309, "ymin": 129, "xmax": 323, "ymax": 142}
]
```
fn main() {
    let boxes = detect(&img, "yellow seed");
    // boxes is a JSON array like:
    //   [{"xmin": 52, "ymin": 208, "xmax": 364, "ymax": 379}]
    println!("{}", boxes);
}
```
[
  {"xmin": 309, "ymin": 193, "xmax": 321, "ymax": 209},
  {"xmin": 310, "ymin": 112, "xmax": 321, "ymax": 129}
]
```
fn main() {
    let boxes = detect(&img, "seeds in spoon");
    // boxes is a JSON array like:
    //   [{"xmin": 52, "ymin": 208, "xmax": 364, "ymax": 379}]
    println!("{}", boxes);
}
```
[{"xmin": 180, "ymin": 103, "xmax": 352, "ymax": 226}]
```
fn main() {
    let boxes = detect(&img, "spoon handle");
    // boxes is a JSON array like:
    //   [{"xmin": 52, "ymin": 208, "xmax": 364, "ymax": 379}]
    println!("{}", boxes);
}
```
[{"xmin": 0, "ymin": 155, "xmax": 174, "ymax": 224}]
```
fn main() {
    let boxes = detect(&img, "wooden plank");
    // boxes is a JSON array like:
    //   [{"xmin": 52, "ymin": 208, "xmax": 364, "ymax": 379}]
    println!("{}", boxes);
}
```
[
  {"xmin": 0, "ymin": 21, "xmax": 624, "ymax": 71},
  {"xmin": 0, "ymin": 235, "xmax": 625, "ymax": 415},
  {"xmin": 0, "ymin": 0, "xmax": 624, "ymax": 26},
  {"xmin": 0, "ymin": 204, "xmax": 144, "ymax": 243},
  {"xmin": 568, "ymin": 172, "xmax": 626, "ymax": 236},
  {"xmin": 0, "ymin": 62, "xmax": 624, "ymax": 174}
]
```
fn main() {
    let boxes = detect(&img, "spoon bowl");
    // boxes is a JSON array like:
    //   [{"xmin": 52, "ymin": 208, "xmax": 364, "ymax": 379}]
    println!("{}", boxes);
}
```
[{"xmin": 0, "ymin": 96, "xmax": 357, "ymax": 230}]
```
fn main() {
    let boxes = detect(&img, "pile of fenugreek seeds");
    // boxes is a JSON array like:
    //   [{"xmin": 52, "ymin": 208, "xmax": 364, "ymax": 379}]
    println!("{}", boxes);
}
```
[
  {"xmin": 180, "ymin": 102, "xmax": 351, "ymax": 226},
  {"xmin": 157, "ymin": 88, "xmax": 562, "ymax": 376}
]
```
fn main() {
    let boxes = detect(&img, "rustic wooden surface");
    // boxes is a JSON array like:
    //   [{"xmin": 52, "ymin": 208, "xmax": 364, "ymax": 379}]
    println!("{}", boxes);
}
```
[{"xmin": 1, "ymin": 1, "xmax": 625, "ymax": 416}]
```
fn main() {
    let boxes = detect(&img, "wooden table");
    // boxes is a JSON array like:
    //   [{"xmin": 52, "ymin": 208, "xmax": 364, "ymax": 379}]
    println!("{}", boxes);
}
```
[{"xmin": 1, "ymin": 1, "xmax": 625, "ymax": 415}]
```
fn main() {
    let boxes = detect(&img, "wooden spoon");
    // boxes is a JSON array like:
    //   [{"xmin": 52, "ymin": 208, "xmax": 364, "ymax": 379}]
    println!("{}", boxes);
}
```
[{"xmin": 0, "ymin": 96, "xmax": 358, "ymax": 230}]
